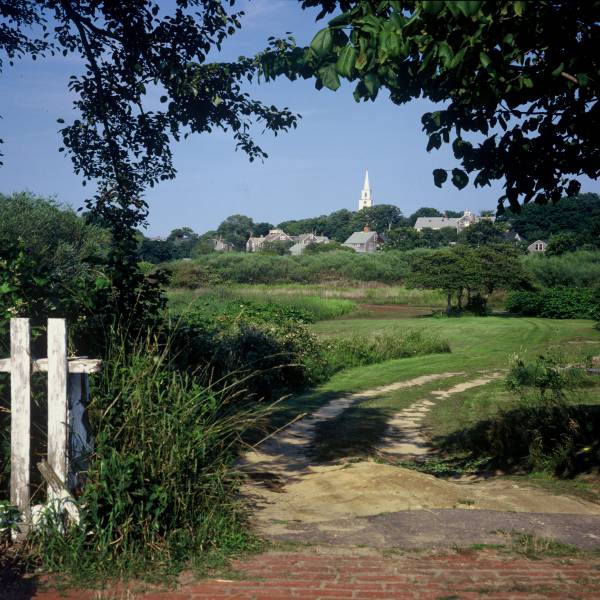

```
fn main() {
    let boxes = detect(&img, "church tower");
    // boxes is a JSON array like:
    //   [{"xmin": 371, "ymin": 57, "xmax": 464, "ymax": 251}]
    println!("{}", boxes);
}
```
[{"xmin": 358, "ymin": 170, "xmax": 373, "ymax": 210}]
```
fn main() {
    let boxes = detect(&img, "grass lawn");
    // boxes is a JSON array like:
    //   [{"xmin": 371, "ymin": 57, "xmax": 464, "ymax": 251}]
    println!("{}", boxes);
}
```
[{"xmin": 279, "ymin": 316, "xmax": 600, "ymax": 479}]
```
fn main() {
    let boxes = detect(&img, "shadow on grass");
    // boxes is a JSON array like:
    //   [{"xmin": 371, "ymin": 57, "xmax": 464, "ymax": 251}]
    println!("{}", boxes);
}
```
[
  {"xmin": 311, "ymin": 405, "xmax": 390, "ymax": 462},
  {"xmin": 432, "ymin": 403, "xmax": 600, "ymax": 478}
]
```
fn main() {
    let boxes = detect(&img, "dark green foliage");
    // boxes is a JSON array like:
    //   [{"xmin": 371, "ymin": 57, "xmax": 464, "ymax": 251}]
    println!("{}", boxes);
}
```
[
  {"xmin": 522, "ymin": 251, "xmax": 600, "ymax": 288},
  {"xmin": 278, "ymin": 204, "xmax": 404, "ymax": 243},
  {"xmin": 459, "ymin": 221, "xmax": 505, "ymax": 247},
  {"xmin": 506, "ymin": 288, "xmax": 600, "ymax": 319},
  {"xmin": 303, "ymin": 241, "xmax": 354, "ymax": 254},
  {"xmin": 263, "ymin": 1, "xmax": 599, "ymax": 210},
  {"xmin": 137, "ymin": 239, "xmax": 187, "ymax": 263},
  {"xmin": 407, "ymin": 244, "xmax": 530, "ymax": 314},
  {"xmin": 439, "ymin": 356, "xmax": 600, "ymax": 476},
  {"xmin": 499, "ymin": 193, "xmax": 600, "ymax": 243},
  {"xmin": 260, "ymin": 240, "xmax": 294, "ymax": 255},
  {"xmin": 407, "ymin": 207, "xmax": 442, "ymax": 227}
]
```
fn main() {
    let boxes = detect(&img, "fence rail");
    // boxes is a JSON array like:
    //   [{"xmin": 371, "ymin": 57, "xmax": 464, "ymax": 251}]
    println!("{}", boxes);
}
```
[{"xmin": 0, "ymin": 318, "xmax": 100, "ymax": 513}]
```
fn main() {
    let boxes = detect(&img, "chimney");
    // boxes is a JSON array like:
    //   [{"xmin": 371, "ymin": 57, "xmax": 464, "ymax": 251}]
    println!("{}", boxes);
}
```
[{"xmin": 363, "ymin": 224, "xmax": 370, "ymax": 233}]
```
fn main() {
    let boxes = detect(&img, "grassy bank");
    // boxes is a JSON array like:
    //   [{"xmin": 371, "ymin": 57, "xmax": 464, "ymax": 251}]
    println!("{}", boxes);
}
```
[{"xmin": 289, "ymin": 316, "xmax": 600, "ymax": 462}]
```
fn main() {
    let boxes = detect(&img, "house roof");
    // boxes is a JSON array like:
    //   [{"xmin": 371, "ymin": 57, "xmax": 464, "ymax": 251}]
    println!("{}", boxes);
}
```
[
  {"xmin": 414, "ymin": 217, "xmax": 459, "ymax": 229},
  {"xmin": 343, "ymin": 231, "xmax": 378, "ymax": 245}
]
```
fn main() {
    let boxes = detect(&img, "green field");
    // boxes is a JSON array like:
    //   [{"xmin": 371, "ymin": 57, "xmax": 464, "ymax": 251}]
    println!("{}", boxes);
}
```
[{"xmin": 280, "ymin": 316, "xmax": 600, "ymax": 469}]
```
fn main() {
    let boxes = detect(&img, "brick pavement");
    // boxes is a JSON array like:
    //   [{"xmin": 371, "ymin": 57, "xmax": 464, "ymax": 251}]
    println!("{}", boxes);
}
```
[{"xmin": 11, "ymin": 549, "xmax": 600, "ymax": 600}]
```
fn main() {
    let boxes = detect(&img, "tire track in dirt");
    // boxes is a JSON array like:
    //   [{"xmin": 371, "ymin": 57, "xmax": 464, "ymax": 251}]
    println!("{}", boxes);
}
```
[
  {"xmin": 240, "ymin": 371, "xmax": 465, "ymax": 481},
  {"xmin": 377, "ymin": 372, "xmax": 504, "ymax": 460}
]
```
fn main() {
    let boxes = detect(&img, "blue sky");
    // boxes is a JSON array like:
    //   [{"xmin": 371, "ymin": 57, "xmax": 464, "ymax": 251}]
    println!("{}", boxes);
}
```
[{"xmin": 1, "ymin": 0, "xmax": 598, "ymax": 237}]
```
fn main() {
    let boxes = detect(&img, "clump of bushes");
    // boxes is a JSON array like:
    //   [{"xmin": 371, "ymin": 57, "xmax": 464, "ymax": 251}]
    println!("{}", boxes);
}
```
[
  {"xmin": 30, "ymin": 335, "xmax": 265, "ymax": 577},
  {"xmin": 440, "ymin": 355, "xmax": 600, "ymax": 476},
  {"xmin": 521, "ymin": 251, "xmax": 600, "ymax": 288},
  {"xmin": 163, "ymin": 250, "xmax": 416, "ymax": 285},
  {"xmin": 506, "ymin": 288, "xmax": 600, "ymax": 319}
]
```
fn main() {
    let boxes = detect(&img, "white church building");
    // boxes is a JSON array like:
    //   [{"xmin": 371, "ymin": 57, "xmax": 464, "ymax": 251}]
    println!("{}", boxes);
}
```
[{"xmin": 358, "ymin": 170, "xmax": 374, "ymax": 210}]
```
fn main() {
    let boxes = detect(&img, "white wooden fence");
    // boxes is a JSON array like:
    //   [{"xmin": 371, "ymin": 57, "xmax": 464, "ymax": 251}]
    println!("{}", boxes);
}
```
[{"xmin": 0, "ymin": 318, "xmax": 100, "ymax": 513}]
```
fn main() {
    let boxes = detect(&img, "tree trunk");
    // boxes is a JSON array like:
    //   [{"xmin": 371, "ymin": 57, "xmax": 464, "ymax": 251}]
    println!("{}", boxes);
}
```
[{"xmin": 446, "ymin": 292, "xmax": 452, "ymax": 315}]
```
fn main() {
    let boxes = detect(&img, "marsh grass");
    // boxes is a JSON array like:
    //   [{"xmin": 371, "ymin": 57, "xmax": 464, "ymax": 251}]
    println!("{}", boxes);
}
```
[{"xmin": 168, "ymin": 287, "xmax": 358, "ymax": 322}]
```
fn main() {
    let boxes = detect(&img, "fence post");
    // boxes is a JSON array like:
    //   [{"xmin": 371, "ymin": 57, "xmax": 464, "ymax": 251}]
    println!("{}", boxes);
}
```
[
  {"xmin": 47, "ymin": 318, "xmax": 68, "ymax": 500},
  {"xmin": 10, "ymin": 318, "xmax": 31, "ymax": 511}
]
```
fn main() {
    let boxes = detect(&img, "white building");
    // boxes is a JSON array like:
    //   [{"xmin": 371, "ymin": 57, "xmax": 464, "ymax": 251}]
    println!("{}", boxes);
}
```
[
  {"xmin": 358, "ymin": 170, "xmax": 374, "ymax": 210},
  {"xmin": 414, "ymin": 210, "xmax": 495, "ymax": 232}
]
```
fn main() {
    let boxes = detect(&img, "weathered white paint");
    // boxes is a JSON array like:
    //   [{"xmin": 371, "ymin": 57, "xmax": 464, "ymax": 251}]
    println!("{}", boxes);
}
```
[
  {"xmin": 47, "ymin": 318, "xmax": 68, "ymax": 498},
  {"xmin": 3, "ymin": 317, "xmax": 100, "ymax": 514},
  {"xmin": 0, "ymin": 357, "xmax": 101, "ymax": 374},
  {"xmin": 10, "ymin": 318, "xmax": 31, "ymax": 511}
]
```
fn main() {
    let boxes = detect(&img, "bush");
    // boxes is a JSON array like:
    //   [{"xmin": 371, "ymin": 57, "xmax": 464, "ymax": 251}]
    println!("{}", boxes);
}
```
[
  {"xmin": 164, "ymin": 250, "xmax": 416, "ymax": 285},
  {"xmin": 29, "ymin": 335, "xmax": 265, "ymax": 578},
  {"xmin": 506, "ymin": 288, "xmax": 600, "ymax": 319},
  {"xmin": 521, "ymin": 251, "xmax": 600, "ymax": 288},
  {"xmin": 439, "ymin": 355, "xmax": 600, "ymax": 476},
  {"xmin": 318, "ymin": 331, "xmax": 450, "ymax": 378}
]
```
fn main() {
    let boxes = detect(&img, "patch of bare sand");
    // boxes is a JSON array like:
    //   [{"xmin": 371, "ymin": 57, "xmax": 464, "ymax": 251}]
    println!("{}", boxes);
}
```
[
  {"xmin": 377, "ymin": 372, "xmax": 503, "ymax": 458},
  {"xmin": 248, "ymin": 461, "xmax": 600, "ymax": 537},
  {"xmin": 242, "ymin": 370, "xmax": 600, "ymax": 541}
]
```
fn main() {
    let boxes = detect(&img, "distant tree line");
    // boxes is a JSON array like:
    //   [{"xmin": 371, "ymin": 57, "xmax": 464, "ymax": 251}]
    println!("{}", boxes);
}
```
[{"xmin": 135, "ymin": 192, "xmax": 600, "ymax": 263}]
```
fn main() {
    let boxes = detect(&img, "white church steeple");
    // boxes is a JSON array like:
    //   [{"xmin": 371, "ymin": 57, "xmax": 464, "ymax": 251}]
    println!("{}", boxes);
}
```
[{"xmin": 358, "ymin": 169, "xmax": 373, "ymax": 210}]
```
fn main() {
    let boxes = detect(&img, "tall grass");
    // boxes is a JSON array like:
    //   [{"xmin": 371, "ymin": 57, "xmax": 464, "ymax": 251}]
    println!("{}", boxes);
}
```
[
  {"xmin": 164, "ymin": 249, "xmax": 422, "ymax": 286},
  {"xmin": 30, "ymin": 333, "xmax": 266, "ymax": 580},
  {"xmin": 318, "ymin": 330, "xmax": 451, "ymax": 376},
  {"xmin": 168, "ymin": 287, "xmax": 358, "ymax": 322}
]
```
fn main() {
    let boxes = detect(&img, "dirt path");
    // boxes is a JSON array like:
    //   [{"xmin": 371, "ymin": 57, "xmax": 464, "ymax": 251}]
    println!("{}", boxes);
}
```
[
  {"xmin": 377, "ymin": 372, "xmax": 503, "ymax": 459},
  {"xmin": 242, "ymin": 371, "xmax": 600, "ymax": 550}
]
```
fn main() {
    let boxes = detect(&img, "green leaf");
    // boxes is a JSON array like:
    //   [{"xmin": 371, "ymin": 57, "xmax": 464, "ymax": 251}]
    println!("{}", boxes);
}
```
[
  {"xmin": 433, "ymin": 169, "xmax": 448, "ymax": 187},
  {"xmin": 363, "ymin": 72, "xmax": 380, "ymax": 97},
  {"xmin": 514, "ymin": 1, "xmax": 526, "ymax": 16},
  {"xmin": 576, "ymin": 73, "xmax": 589, "ymax": 86},
  {"xmin": 336, "ymin": 45, "xmax": 357, "ymax": 78},
  {"xmin": 551, "ymin": 62, "xmax": 565, "ymax": 77},
  {"xmin": 438, "ymin": 41, "xmax": 454, "ymax": 66},
  {"xmin": 422, "ymin": 0, "xmax": 444, "ymax": 14},
  {"xmin": 318, "ymin": 64, "xmax": 341, "ymax": 90},
  {"xmin": 328, "ymin": 11, "xmax": 353, "ymax": 27},
  {"xmin": 0, "ymin": 282, "xmax": 12, "ymax": 295},
  {"xmin": 451, "ymin": 168, "xmax": 469, "ymax": 190},
  {"xmin": 310, "ymin": 28, "xmax": 333, "ymax": 58},
  {"xmin": 355, "ymin": 51, "xmax": 368, "ymax": 71},
  {"xmin": 479, "ymin": 51, "xmax": 491, "ymax": 68},
  {"xmin": 456, "ymin": 1, "xmax": 481, "ymax": 17}
]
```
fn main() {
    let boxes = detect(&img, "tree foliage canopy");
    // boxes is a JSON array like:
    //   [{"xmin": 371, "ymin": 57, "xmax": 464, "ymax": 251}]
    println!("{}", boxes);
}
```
[
  {"xmin": 261, "ymin": 0, "xmax": 600, "ymax": 212},
  {"xmin": 0, "ymin": 0, "xmax": 297, "ymax": 321}
]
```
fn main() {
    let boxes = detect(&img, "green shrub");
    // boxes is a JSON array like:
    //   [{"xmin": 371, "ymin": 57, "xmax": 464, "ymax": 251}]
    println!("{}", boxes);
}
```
[
  {"xmin": 505, "ymin": 288, "xmax": 600, "ymax": 319},
  {"xmin": 318, "ymin": 331, "xmax": 450, "ymax": 378},
  {"xmin": 439, "ymin": 355, "xmax": 600, "ymax": 476},
  {"xmin": 164, "ymin": 250, "xmax": 416, "ymax": 285},
  {"xmin": 521, "ymin": 251, "xmax": 600, "ymax": 288},
  {"xmin": 30, "ymin": 335, "xmax": 265, "ymax": 578}
]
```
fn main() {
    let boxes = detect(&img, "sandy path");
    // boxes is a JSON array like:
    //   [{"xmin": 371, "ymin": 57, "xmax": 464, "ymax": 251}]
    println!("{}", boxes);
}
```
[
  {"xmin": 240, "ymin": 371, "xmax": 464, "ymax": 479},
  {"xmin": 241, "ymin": 371, "xmax": 600, "ymax": 546}
]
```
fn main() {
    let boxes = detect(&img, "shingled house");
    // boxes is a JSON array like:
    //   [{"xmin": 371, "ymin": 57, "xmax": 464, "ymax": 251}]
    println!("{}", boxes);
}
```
[{"xmin": 343, "ymin": 226, "xmax": 381, "ymax": 253}]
